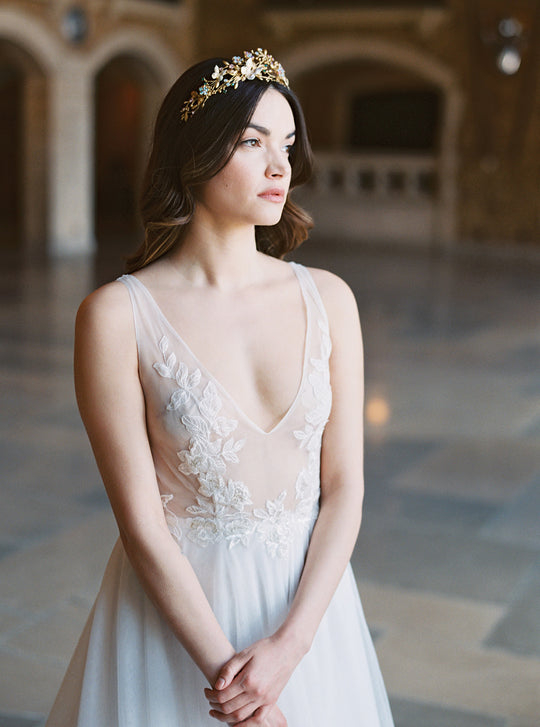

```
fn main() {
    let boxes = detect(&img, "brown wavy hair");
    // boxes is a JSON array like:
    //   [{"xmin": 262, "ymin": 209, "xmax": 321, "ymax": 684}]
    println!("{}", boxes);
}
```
[{"xmin": 125, "ymin": 56, "xmax": 314, "ymax": 273}]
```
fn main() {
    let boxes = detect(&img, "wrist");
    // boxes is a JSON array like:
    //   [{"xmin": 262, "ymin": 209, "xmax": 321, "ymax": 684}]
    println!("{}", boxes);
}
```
[{"xmin": 273, "ymin": 619, "xmax": 313, "ymax": 661}]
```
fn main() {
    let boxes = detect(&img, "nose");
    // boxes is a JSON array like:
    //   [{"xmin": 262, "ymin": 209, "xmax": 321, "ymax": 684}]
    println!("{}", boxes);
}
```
[{"xmin": 266, "ymin": 147, "xmax": 289, "ymax": 179}]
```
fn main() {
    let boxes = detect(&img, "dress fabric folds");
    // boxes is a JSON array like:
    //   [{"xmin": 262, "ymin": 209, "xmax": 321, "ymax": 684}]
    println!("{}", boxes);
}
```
[{"xmin": 46, "ymin": 262, "xmax": 394, "ymax": 726}]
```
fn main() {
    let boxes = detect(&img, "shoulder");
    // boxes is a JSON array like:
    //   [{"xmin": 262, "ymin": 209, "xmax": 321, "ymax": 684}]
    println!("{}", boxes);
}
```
[
  {"xmin": 76, "ymin": 279, "xmax": 134, "ymax": 341},
  {"xmin": 303, "ymin": 267, "xmax": 363, "ymax": 371},
  {"xmin": 302, "ymin": 266, "xmax": 359, "ymax": 325}
]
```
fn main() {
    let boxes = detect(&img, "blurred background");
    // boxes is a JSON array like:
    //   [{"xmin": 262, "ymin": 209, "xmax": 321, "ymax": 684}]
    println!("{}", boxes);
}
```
[{"xmin": 0, "ymin": 1, "xmax": 539, "ymax": 726}]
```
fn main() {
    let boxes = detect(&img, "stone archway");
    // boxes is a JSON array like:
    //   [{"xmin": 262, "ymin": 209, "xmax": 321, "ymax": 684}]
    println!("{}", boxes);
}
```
[
  {"xmin": 88, "ymin": 30, "xmax": 182, "ymax": 262},
  {"xmin": 93, "ymin": 53, "xmax": 164, "ymax": 259},
  {"xmin": 87, "ymin": 28, "xmax": 180, "ymax": 87},
  {"xmin": 0, "ymin": 9, "xmax": 58, "ymax": 257},
  {"xmin": 0, "ymin": 12, "xmax": 184, "ymax": 257},
  {"xmin": 283, "ymin": 37, "xmax": 464, "ymax": 247}
]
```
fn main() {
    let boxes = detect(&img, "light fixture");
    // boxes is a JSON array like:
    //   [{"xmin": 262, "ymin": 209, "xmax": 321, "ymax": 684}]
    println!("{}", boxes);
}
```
[
  {"xmin": 498, "ymin": 17, "xmax": 523, "ymax": 40},
  {"xmin": 481, "ymin": 16, "xmax": 525, "ymax": 76},
  {"xmin": 496, "ymin": 46, "xmax": 521, "ymax": 76},
  {"xmin": 495, "ymin": 17, "xmax": 524, "ymax": 75},
  {"xmin": 61, "ymin": 6, "xmax": 88, "ymax": 45}
]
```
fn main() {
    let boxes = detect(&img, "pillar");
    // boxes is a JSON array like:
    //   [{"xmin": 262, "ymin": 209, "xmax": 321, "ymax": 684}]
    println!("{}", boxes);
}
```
[{"xmin": 49, "ymin": 58, "xmax": 95, "ymax": 256}]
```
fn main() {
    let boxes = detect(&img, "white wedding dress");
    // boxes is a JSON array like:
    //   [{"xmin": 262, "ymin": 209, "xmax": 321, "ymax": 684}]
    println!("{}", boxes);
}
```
[{"xmin": 46, "ymin": 262, "xmax": 394, "ymax": 726}]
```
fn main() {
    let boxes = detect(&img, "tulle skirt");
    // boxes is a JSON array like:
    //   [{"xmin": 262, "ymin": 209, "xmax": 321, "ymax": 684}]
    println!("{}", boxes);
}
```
[{"xmin": 46, "ymin": 525, "xmax": 394, "ymax": 726}]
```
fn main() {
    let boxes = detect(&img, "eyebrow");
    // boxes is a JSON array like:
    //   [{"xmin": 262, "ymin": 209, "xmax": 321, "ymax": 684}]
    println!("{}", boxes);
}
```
[{"xmin": 246, "ymin": 123, "xmax": 296, "ymax": 139}]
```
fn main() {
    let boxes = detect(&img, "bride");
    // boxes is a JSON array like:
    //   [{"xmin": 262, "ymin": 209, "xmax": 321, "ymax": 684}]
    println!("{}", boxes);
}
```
[{"xmin": 46, "ymin": 49, "xmax": 394, "ymax": 726}]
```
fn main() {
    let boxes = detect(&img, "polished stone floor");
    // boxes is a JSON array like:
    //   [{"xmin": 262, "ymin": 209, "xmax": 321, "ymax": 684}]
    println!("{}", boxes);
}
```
[{"xmin": 0, "ymin": 240, "xmax": 539, "ymax": 727}]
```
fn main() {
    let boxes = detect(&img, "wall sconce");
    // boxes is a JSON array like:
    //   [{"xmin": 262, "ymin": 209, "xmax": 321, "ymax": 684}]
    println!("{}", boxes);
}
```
[
  {"xmin": 493, "ymin": 17, "xmax": 525, "ymax": 76},
  {"xmin": 61, "ymin": 5, "xmax": 89, "ymax": 45}
]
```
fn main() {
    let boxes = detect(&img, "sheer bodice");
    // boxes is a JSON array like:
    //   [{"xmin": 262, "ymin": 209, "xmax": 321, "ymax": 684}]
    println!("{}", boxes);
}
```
[{"xmin": 119, "ymin": 262, "xmax": 332, "ymax": 558}]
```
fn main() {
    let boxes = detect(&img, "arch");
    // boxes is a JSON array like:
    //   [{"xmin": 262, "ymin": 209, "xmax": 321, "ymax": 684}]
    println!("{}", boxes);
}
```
[
  {"xmin": 87, "ymin": 28, "xmax": 183, "ymax": 89},
  {"xmin": 87, "ymin": 33, "xmax": 184, "ymax": 259},
  {"xmin": 282, "ymin": 36, "xmax": 464, "ymax": 247},
  {"xmin": 0, "ymin": 9, "xmax": 58, "ymax": 256},
  {"xmin": 93, "ymin": 54, "xmax": 160, "ymax": 258},
  {"xmin": 283, "ymin": 36, "xmax": 457, "ymax": 92},
  {"xmin": 0, "ymin": 7, "xmax": 62, "ymax": 73}
]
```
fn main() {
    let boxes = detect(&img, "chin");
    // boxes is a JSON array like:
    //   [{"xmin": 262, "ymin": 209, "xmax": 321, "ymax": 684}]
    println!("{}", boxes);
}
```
[{"xmin": 256, "ymin": 211, "xmax": 285, "ymax": 227}]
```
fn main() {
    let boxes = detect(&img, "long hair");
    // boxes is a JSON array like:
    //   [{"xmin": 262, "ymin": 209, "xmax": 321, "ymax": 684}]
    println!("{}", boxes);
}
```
[{"xmin": 125, "ymin": 56, "xmax": 314, "ymax": 273}]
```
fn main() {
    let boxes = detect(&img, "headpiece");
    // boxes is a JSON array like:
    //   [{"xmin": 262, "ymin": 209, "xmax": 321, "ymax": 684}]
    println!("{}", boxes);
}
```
[{"xmin": 180, "ymin": 48, "xmax": 289, "ymax": 122}]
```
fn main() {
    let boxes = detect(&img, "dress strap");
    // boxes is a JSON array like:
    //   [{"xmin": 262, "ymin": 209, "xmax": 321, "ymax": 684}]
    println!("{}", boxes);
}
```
[
  {"xmin": 116, "ymin": 273, "xmax": 157, "ymax": 355},
  {"xmin": 288, "ymin": 262, "xmax": 330, "ymax": 331}
]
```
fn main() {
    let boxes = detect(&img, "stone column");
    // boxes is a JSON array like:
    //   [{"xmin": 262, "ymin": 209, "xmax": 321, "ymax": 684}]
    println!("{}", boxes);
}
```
[{"xmin": 49, "ymin": 57, "xmax": 95, "ymax": 256}]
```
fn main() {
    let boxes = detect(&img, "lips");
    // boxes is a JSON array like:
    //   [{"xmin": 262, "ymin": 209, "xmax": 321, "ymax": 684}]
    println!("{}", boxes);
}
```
[{"xmin": 258, "ymin": 188, "xmax": 285, "ymax": 203}]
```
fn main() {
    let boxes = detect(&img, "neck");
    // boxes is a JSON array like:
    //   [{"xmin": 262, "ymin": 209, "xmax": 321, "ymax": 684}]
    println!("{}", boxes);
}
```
[{"xmin": 167, "ymin": 216, "xmax": 261, "ymax": 291}]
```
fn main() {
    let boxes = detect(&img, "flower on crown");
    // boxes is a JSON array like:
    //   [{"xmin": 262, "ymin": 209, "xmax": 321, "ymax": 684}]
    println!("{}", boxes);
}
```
[{"xmin": 180, "ymin": 48, "xmax": 289, "ymax": 122}]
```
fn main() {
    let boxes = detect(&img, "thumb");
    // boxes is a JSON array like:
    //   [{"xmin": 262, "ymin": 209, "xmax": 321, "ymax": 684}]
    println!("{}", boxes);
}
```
[{"xmin": 215, "ymin": 652, "xmax": 248, "ymax": 690}]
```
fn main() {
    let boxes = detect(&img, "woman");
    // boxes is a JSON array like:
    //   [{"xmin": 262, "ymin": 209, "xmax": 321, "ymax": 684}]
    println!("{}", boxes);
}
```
[{"xmin": 46, "ymin": 49, "xmax": 394, "ymax": 726}]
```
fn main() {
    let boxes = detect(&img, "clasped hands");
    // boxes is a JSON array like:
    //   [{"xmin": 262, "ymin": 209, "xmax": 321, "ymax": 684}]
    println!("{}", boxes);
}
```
[{"xmin": 205, "ymin": 632, "xmax": 304, "ymax": 727}]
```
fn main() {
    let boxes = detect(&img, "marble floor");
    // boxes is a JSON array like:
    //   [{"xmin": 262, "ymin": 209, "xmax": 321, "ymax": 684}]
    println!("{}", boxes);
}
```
[{"xmin": 0, "ymin": 240, "xmax": 539, "ymax": 726}]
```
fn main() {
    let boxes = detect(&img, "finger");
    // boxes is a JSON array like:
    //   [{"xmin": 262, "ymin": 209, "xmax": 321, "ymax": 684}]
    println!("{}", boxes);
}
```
[
  {"xmin": 207, "ymin": 692, "xmax": 252, "ymax": 711},
  {"xmin": 206, "ymin": 659, "xmax": 253, "ymax": 704},
  {"xmin": 231, "ymin": 704, "xmax": 272, "ymax": 726},
  {"xmin": 215, "ymin": 653, "xmax": 250, "ymax": 690},
  {"xmin": 207, "ymin": 689, "xmax": 259, "ymax": 714},
  {"xmin": 205, "ymin": 679, "xmax": 245, "ymax": 705},
  {"xmin": 209, "ymin": 699, "xmax": 256, "ymax": 724}
]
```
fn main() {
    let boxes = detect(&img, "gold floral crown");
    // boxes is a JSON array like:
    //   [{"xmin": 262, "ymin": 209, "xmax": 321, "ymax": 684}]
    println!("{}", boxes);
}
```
[{"xmin": 180, "ymin": 48, "xmax": 289, "ymax": 122}]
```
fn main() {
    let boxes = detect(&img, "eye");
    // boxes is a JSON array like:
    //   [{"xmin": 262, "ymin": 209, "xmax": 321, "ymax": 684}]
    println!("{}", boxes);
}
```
[
  {"xmin": 240, "ymin": 138, "xmax": 261, "ymax": 148},
  {"xmin": 283, "ymin": 143, "xmax": 294, "ymax": 155}
]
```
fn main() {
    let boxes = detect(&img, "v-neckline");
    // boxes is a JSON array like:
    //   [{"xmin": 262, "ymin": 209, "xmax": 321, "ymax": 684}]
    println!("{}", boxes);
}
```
[{"xmin": 126, "ymin": 262, "xmax": 311, "ymax": 436}]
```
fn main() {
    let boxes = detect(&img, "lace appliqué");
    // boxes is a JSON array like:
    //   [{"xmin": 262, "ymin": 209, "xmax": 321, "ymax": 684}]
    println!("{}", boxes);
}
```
[
  {"xmin": 154, "ymin": 336, "xmax": 252, "ymax": 548},
  {"xmin": 293, "ymin": 318, "xmax": 332, "ymax": 511},
  {"xmin": 253, "ymin": 319, "xmax": 331, "ymax": 556},
  {"xmin": 161, "ymin": 494, "xmax": 183, "ymax": 546},
  {"xmin": 253, "ymin": 492, "xmax": 296, "ymax": 558},
  {"xmin": 153, "ymin": 329, "xmax": 331, "ymax": 558}
]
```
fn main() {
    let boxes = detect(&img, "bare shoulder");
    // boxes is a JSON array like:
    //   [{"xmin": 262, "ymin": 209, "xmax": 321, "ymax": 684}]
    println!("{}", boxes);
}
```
[
  {"xmin": 76, "ymin": 279, "xmax": 133, "ymax": 340},
  {"xmin": 304, "ymin": 267, "xmax": 359, "ymax": 324}
]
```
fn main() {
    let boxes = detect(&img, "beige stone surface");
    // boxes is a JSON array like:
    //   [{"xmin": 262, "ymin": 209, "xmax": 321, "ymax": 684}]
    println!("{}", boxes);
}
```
[
  {"xmin": 380, "ymin": 632, "xmax": 540, "ymax": 720},
  {"xmin": 360, "ymin": 580, "xmax": 505, "ymax": 644},
  {"xmin": 367, "ymin": 587, "xmax": 540, "ymax": 722}
]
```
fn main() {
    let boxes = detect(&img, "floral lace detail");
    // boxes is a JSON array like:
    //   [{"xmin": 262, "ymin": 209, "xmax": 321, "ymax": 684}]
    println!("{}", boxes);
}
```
[
  {"xmin": 153, "ymin": 321, "xmax": 331, "ymax": 558},
  {"xmin": 254, "ymin": 492, "xmax": 296, "ymax": 558},
  {"xmin": 161, "ymin": 494, "xmax": 183, "ymax": 546},
  {"xmin": 154, "ymin": 336, "xmax": 251, "ymax": 549},
  {"xmin": 253, "ymin": 317, "xmax": 331, "ymax": 556},
  {"xmin": 292, "ymin": 317, "xmax": 332, "ymax": 523}
]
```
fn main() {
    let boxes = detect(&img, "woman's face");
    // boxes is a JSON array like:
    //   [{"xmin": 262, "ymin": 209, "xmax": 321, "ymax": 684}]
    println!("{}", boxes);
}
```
[{"xmin": 195, "ymin": 88, "xmax": 296, "ymax": 230}]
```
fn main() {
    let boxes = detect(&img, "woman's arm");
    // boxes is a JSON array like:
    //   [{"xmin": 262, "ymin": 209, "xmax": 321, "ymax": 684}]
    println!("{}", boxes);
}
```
[
  {"xmin": 274, "ymin": 269, "xmax": 365, "ymax": 644},
  {"xmin": 206, "ymin": 270, "xmax": 365, "ymax": 724},
  {"xmin": 74, "ymin": 282, "xmax": 238, "ymax": 685}
]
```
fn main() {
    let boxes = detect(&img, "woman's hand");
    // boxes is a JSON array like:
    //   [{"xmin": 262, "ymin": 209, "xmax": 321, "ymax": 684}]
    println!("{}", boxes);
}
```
[{"xmin": 204, "ymin": 632, "xmax": 305, "ymax": 724}]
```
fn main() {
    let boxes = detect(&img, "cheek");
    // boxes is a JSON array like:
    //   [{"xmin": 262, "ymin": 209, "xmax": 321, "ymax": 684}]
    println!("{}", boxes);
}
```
[{"xmin": 198, "ymin": 157, "xmax": 256, "ymax": 207}]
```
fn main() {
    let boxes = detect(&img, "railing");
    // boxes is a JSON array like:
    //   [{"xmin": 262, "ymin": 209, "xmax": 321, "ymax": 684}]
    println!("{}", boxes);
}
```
[
  {"xmin": 294, "ymin": 151, "xmax": 440, "ymax": 244},
  {"xmin": 307, "ymin": 152, "xmax": 438, "ymax": 200}
]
